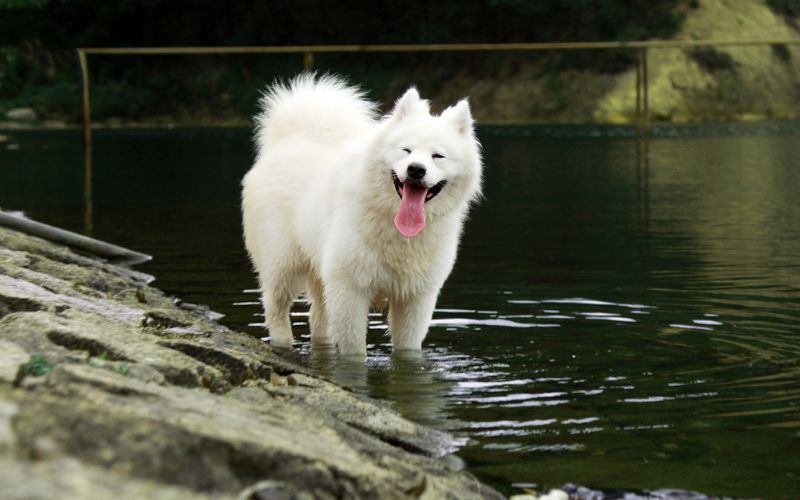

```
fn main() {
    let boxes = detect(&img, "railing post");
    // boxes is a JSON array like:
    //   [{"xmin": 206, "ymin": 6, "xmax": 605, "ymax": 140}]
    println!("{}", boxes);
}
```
[
  {"xmin": 635, "ymin": 49, "xmax": 642, "ymax": 139},
  {"xmin": 78, "ymin": 49, "xmax": 92, "ymax": 149},
  {"xmin": 641, "ymin": 47, "xmax": 650, "ymax": 137},
  {"xmin": 303, "ymin": 51, "xmax": 314, "ymax": 71},
  {"xmin": 83, "ymin": 143, "xmax": 94, "ymax": 236},
  {"xmin": 634, "ymin": 47, "xmax": 650, "ymax": 140},
  {"xmin": 77, "ymin": 49, "xmax": 93, "ymax": 235}
]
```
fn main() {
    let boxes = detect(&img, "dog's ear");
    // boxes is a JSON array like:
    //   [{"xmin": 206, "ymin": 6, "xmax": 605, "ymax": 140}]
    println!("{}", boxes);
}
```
[
  {"xmin": 442, "ymin": 99, "xmax": 474, "ymax": 136},
  {"xmin": 390, "ymin": 87, "xmax": 428, "ymax": 119}
]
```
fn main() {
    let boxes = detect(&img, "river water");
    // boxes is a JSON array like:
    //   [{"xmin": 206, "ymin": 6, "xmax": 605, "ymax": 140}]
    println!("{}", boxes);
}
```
[{"xmin": 1, "ymin": 125, "xmax": 798, "ymax": 498}]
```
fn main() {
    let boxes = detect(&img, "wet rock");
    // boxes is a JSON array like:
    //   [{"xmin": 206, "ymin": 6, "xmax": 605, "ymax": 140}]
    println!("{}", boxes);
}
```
[
  {"xmin": 559, "ymin": 483, "xmax": 728, "ymax": 500},
  {"xmin": 271, "ymin": 372, "xmax": 463, "ymax": 458},
  {"xmin": 237, "ymin": 480, "xmax": 318, "ymax": 500},
  {"xmin": 0, "ymin": 226, "xmax": 503, "ymax": 499},
  {"xmin": 510, "ymin": 490, "xmax": 568, "ymax": 500},
  {"xmin": 5, "ymin": 108, "xmax": 37, "ymax": 123}
]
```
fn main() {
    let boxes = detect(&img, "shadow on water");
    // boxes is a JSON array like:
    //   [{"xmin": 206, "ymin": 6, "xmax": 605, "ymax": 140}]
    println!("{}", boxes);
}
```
[{"xmin": 1, "ymin": 123, "xmax": 799, "ymax": 498}]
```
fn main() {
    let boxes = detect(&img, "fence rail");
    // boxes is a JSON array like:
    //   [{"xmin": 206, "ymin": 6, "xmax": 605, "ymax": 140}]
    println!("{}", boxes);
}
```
[
  {"xmin": 78, "ymin": 38, "xmax": 800, "ymax": 55},
  {"xmin": 76, "ymin": 38, "xmax": 800, "ymax": 146}
]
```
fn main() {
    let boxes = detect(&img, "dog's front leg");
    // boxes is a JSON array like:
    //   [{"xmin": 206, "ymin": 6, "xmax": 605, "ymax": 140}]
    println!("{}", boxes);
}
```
[
  {"xmin": 326, "ymin": 286, "xmax": 370, "ymax": 355},
  {"xmin": 389, "ymin": 290, "xmax": 438, "ymax": 351}
]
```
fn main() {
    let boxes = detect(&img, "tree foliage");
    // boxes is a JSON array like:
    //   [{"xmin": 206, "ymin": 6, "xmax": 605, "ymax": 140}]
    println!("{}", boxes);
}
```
[
  {"xmin": 1, "ymin": 0, "xmax": 688, "ymax": 47},
  {"xmin": 0, "ymin": 0, "xmax": 691, "ymax": 121}
]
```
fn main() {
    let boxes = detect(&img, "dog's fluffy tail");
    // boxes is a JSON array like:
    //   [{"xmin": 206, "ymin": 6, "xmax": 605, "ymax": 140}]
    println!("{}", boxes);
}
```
[{"xmin": 254, "ymin": 74, "xmax": 377, "ymax": 155}]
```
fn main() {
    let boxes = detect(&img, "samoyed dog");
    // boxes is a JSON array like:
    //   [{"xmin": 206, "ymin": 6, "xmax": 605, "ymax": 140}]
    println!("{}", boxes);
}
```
[{"xmin": 242, "ymin": 74, "xmax": 482, "ymax": 355}]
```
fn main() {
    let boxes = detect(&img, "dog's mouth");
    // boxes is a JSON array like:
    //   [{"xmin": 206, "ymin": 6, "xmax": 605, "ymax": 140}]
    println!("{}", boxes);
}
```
[
  {"xmin": 392, "ymin": 171, "xmax": 447, "ymax": 238},
  {"xmin": 391, "ymin": 171, "xmax": 447, "ymax": 202}
]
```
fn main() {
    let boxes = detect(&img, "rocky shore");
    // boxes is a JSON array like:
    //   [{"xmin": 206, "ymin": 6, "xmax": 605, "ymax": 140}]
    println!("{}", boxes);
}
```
[{"xmin": 0, "ymin": 224, "xmax": 503, "ymax": 499}]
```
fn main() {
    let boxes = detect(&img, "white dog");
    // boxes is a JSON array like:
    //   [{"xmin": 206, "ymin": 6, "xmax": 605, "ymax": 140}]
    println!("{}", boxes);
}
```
[{"xmin": 242, "ymin": 74, "xmax": 482, "ymax": 355}]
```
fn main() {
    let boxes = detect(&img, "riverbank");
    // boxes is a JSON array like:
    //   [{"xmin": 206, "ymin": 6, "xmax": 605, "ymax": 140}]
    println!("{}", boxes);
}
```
[
  {"xmin": 0, "ymin": 223, "xmax": 503, "ymax": 499},
  {"xmin": 4, "ymin": 3, "xmax": 800, "ymax": 128}
]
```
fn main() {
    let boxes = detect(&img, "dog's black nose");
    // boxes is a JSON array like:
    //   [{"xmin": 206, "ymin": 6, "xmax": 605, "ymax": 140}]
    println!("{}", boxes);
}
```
[{"xmin": 407, "ymin": 163, "xmax": 426, "ymax": 180}]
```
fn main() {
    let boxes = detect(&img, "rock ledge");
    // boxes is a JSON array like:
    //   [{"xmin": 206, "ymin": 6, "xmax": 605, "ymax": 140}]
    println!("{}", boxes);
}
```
[{"xmin": 0, "ymin": 226, "xmax": 503, "ymax": 499}]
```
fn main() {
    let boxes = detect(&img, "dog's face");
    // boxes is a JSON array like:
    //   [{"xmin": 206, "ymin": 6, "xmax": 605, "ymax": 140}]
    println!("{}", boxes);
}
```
[{"xmin": 376, "ymin": 88, "xmax": 483, "ymax": 238}]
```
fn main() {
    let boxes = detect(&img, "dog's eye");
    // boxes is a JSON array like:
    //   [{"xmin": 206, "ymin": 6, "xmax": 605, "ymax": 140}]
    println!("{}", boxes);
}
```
[
  {"xmin": 402, "ymin": 148, "xmax": 412, "ymax": 154},
  {"xmin": 432, "ymin": 153, "xmax": 445, "ymax": 159}
]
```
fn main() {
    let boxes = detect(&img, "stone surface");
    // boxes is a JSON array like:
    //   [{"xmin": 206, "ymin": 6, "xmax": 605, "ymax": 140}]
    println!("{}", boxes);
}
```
[
  {"xmin": 0, "ymin": 340, "xmax": 27, "ymax": 383},
  {"xmin": 0, "ymin": 226, "xmax": 503, "ymax": 499},
  {"xmin": 4, "ymin": 108, "xmax": 38, "ymax": 123}
]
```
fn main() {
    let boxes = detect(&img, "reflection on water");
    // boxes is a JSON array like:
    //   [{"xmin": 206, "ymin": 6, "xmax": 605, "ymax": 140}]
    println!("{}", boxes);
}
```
[{"xmin": 1, "ymin": 124, "xmax": 799, "ymax": 498}]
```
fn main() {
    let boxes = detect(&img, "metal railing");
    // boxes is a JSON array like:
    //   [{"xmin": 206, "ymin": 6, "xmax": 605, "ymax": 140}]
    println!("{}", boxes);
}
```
[
  {"xmin": 76, "ymin": 38, "xmax": 800, "ymax": 146},
  {"xmin": 73, "ymin": 39, "xmax": 800, "ymax": 237}
]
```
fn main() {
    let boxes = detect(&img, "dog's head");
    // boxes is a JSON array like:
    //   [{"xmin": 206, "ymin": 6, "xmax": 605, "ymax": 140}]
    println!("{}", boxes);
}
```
[{"xmin": 375, "ymin": 88, "xmax": 483, "ymax": 238}]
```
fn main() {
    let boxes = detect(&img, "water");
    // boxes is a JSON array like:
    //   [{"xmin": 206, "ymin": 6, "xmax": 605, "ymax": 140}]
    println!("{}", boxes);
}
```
[{"xmin": 1, "ymin": 125, "xmax": 799, "ymax": 498}]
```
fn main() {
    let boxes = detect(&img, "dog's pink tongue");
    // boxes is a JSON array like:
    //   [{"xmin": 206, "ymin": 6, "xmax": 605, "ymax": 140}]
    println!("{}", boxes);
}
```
[{"xmin": 394, "ymin": 183, "xmax": 428, "ymax": 238}]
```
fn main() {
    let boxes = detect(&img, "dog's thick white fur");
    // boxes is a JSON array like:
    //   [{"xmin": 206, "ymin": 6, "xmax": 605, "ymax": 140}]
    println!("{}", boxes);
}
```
[{"xmin": 242, "ymin": 74, "xmax": 482, "ymax": 355}]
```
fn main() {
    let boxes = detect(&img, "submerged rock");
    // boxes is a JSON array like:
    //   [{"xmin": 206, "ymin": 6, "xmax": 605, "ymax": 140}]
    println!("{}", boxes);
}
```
[{"xmin": 0, "ymin": 226, "xmax": 503, "ymax": 499}]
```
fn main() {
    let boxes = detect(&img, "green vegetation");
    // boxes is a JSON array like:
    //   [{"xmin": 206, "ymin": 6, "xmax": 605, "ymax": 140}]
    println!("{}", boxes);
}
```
[
  {"xmin": 88, "ymin": 352, "xmax": 132, "ymax": 376},
  {"xmin": 1, "ymin": 0, "xmax": 693, "ymax": 123},
  {"xmin": 24, "ymin": 353, "xmax": 53, "ymax": 376}
]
